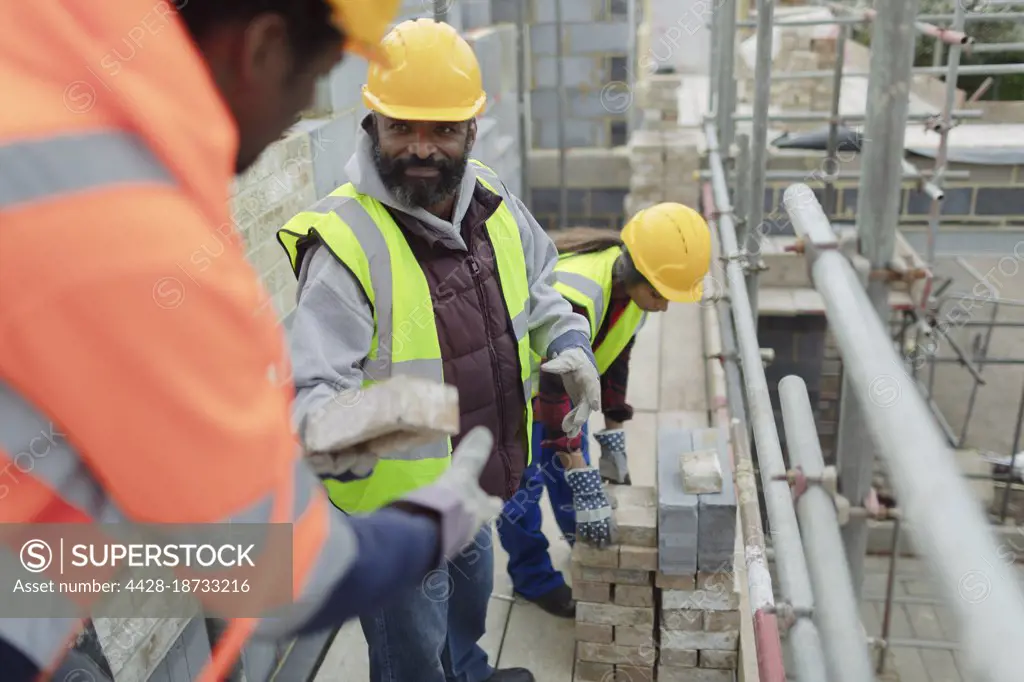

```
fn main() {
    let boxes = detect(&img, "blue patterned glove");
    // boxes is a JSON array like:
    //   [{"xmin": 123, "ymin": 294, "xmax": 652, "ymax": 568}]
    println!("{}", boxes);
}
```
[
  {"xmin": 565, "ymin": 466, "xmax": 617, "ymax": 548},
  {"xmin": 594, "ymin": 428, "xmax": 631, "ymax": 485}
]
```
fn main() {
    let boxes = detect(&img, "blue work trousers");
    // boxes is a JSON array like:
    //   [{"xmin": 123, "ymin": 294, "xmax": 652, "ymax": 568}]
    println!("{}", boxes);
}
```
[
  {"xmin": 496, "ymin": 421, "xmax": 590, "ymax": 599},
  {"xmin": 360, "ymin": 526, "xmax": 494, "ymax": 682}
]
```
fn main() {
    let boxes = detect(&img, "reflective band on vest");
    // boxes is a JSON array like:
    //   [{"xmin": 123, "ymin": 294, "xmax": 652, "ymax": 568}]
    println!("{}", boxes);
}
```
[
  {"xmin": 0, "ymin": 131, "xmax": 358, "ymax": 673},
  {"xmin": 552, "ymin": 246, "xmax": 647, "ymax": 375},
  {"xmin": 0, "ymin": 130, "xmax": 174, "ymax": 210},
  {"xmin": 278, "ymin": 160, "xmax": 534, "ymax": 514}
]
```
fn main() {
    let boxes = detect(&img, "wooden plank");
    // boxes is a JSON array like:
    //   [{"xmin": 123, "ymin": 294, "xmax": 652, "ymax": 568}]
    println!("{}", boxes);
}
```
[
  {"xmin": 626, "ymin": 313, "xmax": 662, "ymax": 412},
  {"xmin": 658, "ymin": 302, "xmax": 707, "ymax": 412},
  {"xmin": 497, "ymin": 600, "xmax": 576, "ymax": 682}
]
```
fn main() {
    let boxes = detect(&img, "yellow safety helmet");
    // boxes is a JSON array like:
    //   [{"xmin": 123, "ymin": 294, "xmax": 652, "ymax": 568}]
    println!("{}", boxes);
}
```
[
  {"xmin": 327, "ymin": 0, "xmax": 401, "ymax": 66},
  {"xmin": 621, "ymin": 202, "xmax": 713, "ymax": 303},
  {"xmin": 362, "ymin": 18, "xmax": 487, "ymax": 121}
]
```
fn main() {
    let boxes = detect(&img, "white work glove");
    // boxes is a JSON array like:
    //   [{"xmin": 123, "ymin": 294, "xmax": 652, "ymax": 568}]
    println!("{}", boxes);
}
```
[
  {"xmin": 541, "ymin": 346, "xmax": 602, "ymax": 438},
  {"xmin": 306, "ymin": 451, "xmax": 377, "ymax": 483},
  {"xmin": 399, "ymin": 426, "xmax": 504, "ymax": 560}
]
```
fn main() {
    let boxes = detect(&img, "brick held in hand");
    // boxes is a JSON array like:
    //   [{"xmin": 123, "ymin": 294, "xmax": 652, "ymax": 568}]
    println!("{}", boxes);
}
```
[{"xmin": 303, "ymin": 375, "xmax": 460, "ymax": 456}]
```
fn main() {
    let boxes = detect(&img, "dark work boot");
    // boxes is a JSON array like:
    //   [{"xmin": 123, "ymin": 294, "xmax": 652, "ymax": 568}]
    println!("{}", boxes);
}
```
[
  {"xmin": 517, "ymin": 583, "xmax": 576, "ymax": 619},
  {"xmin": 485, "ymin": 668, "xmax": 536, "ymax": 682}
]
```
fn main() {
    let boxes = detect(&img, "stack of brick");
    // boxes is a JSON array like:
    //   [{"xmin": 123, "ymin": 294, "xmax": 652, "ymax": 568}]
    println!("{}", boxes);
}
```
[
  {"xmin": 655, "ymin": 426, "xmax": 740, "ymax": 681},
  {"xmin": 623, "ymin": 129, "xmax": 702, "ymax": 218},
  {"xmin": 736, "ymin": 20, "xmax": 838, "ymax": 116},
  {"xmin": 572, "ymin": 485, "xmax": 659, "ymax": 682},
  {"xmin": 635, "ymin": 73, "xmax": 681, "ymax": 132}
]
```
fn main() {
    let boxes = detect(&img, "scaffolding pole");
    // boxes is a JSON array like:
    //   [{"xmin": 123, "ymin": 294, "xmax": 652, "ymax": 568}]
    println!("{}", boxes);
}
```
[
  {"xmin": 515, "ymin": 0, "xmax": 529, "ymax": 205},
  {"xmin": 824, "ymin": 23, "xmax": 847, "ymax": 214},
  {"xmin": 783, "ymin": 183, "xmax": 1024, "ymax": 682},
  {"xmin": 707, "ymin": 121, "xmax": 829, "ymax": 682},
  {"xmin": 841, "ymin": 0, "xmax": 922, "ymax": 598},
  {"xmin": 716, "ymin": 0, "xmax": 738, "ymax": 154},
  {"xmin": 772, "ymin": 62, "xmax": 1024, "ymax": 79},
  {"xmin": 700, "ymin": 181, "xmax": 785, "ymax": 682},
  {"xmin": 746, "ymin": 0, "xmax": 775, "ymax": 331},
  {"xmin": 731, "ymin": 108, "xmax": 984, "ymax": 122},
  {"xmin": 925, "ymin": 1, "xmax": 966, "ymax": 265},
  {"xmin": 734, "ymin": 11, "xmax": 1024, "ymax": 28},
  {"xmin": 554, "ymin": 0, "xmax": 567, "ymax": 229},
  {"xmin": 779, "ymin": 376, "xmax": 876, "ymax": 682}
]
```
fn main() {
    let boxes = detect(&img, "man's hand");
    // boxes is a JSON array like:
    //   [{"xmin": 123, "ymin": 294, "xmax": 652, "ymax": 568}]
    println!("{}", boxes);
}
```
[
  {"xmin": 565, "ymin": 466, "xmax": 617, "ymax": 548},
  {"xmin": 541, "ymin": 346, "xmax": 601, "ymax": 438},
  {"xmin": 594, "ymin": 428, "xmax": 631, "ymax": 485},
  {"xmin": 306, "ymin": 451, "xmax": 378, "ymax": 483},
  {"xmin": 400, "ymin": 427, "xmax": 504, "ymax": 559}
]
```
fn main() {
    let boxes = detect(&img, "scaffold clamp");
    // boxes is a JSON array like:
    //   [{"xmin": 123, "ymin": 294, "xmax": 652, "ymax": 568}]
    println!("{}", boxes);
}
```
[{"xmin": 763, "ymin": 602, "xmax": 813, "ymax": 633}]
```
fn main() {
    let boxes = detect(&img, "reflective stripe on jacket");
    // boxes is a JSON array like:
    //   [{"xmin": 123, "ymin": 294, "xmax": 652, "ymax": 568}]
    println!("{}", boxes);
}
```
[
  {"xmin": 552, "ymin": 246, "xmax": 646, "ymax": 375},
  {"xmin": 278, "ymin": 160, "xmax": 534, "ymax": 513}
]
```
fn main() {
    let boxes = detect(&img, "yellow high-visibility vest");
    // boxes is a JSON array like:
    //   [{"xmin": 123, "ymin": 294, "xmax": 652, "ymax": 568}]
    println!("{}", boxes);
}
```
[
  {"xmin": 277, "ymin": 160, "xmax": 533, "ymax": 514},
  {"xmin": 552, "ymin": 246, "xmax": 646, "ymax": 375}
]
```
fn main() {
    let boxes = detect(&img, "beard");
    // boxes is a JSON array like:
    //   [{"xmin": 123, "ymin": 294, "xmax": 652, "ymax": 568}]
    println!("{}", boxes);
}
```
[{"xmin": 372, "ymin": 138, "xmax": 471, "ymax": 210}]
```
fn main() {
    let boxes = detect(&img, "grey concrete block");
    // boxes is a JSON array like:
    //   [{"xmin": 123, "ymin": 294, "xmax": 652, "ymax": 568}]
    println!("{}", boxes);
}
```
[
  {"xmin": 529, "ymin": 188, "xmax": 587, "ymax": 214},
  {"xmin": 569, "ymin": 88, "xmax": 613, "ymax": 118},
  {"xmin": 568, "ymin": 21, "xmax": 631, "ymax": 53},
  {"xmin": 532, "ymin": 0, "xmax": 603, "ymax": 23},
  {"xmin": 530, "ymin": 88, "xmax": 559, "ymax": 121},
  {"xmin": 533, "ymin": 56, "xmax": 597, "ymax": 89},
  {"xmin": 460, "ymin": 0, "xmax": 492, "ymax": 29},
  {"xmin": 693, "ymin": 428, "xmax": 736, "ymax": 571},
  {"xmin": 529, "ymin": 23, "xmax": 557, "ymax": 55},
  {"xmin": 535, "ymin": 118, "xmax": 606, "ymax": 149},
  {"xmin": 658, "ymin": 427, "xmax": 699, "ymax": 575}
]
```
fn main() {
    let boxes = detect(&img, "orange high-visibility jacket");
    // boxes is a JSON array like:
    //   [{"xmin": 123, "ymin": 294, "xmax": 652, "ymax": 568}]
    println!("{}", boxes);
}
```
[{"xmin": 0, "ymin": 3, "xmax": 353, "ymax": 679}]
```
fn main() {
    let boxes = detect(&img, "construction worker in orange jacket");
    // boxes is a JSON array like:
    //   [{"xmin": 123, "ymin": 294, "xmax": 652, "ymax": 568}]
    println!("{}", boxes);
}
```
[{"xmin": 0, "ymin": 3, "xmax": 506, "ymax": 681}]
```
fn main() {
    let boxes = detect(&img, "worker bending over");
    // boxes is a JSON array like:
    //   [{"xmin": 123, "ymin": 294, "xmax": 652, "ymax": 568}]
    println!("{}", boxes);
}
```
[
  {"xmin": 0, "ymin": 3, "xmax": 504, "ymax": 681},
  {"xmin": 279, "ymin": 19, "xmax": 602, "ymax": 682},
  {"xmin": 497, "ymin": 204, "xmax": 713, "ymax": 618}
]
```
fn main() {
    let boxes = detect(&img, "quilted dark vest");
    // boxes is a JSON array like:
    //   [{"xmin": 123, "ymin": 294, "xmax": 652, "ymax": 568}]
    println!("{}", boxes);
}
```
[{"xmin": 384, "ymin": 184, "xmax": 528, "ymax": 501}]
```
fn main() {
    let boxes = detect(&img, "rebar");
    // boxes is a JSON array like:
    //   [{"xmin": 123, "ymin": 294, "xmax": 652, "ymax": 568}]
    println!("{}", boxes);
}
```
[
  {"xmin": 707, "ymin": 122, "xmax": 829, "ymax": 682},
  {"xmin": 779, "ymin": 376, "xmax": 876, "ymax": 682},
  {"xmin": 785, "ymin": 183, "xmax": 1024, "ymax": 682}
]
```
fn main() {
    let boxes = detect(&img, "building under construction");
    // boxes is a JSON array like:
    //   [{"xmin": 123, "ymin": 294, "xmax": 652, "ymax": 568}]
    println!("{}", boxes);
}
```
[{"xmin": 72, "ymin": 1, "xmax": 1024, "ymax": 681}]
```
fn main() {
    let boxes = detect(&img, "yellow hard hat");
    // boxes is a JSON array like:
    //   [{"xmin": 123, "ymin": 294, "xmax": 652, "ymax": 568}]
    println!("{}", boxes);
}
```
[
  {"xmin": 326, "ymin": 0, "xmax": 401, "ymax": 66},
  {"xmin": 362, "ymin": 19, "xmax": 487, "ymax": 121},
  {"xmin": 621, "ymin": 202, "xmax": 713, "ymax": 303}
]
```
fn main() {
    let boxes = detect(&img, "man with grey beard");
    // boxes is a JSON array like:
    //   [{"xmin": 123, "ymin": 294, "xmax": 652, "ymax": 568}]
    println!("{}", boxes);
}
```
[{"xmin": 276, "ymin": 18, "xmax": 609, "ymax": 682}]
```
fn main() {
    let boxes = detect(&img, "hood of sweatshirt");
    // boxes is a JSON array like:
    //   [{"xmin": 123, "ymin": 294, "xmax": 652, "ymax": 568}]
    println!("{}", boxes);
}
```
[{"xmin": 344, "ymin": 114, "xmax": 484, "ymax": 250}]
